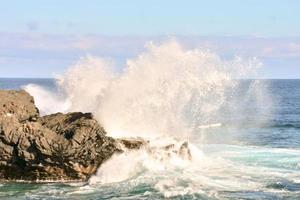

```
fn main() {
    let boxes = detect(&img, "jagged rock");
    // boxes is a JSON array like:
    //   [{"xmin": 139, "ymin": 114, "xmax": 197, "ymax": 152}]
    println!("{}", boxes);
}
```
[{"xmin": 0, "ymin": 90, "xmax": 146, "ymax": 182}]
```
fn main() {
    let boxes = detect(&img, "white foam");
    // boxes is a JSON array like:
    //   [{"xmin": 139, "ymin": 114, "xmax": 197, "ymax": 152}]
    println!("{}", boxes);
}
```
[
  {"xmin": 89, "ymin": 139, "xmax": 194, "ymax": 185},
  {"xmin": 89, "ymin": 150, "xmax": 147, "ymax": 184}
]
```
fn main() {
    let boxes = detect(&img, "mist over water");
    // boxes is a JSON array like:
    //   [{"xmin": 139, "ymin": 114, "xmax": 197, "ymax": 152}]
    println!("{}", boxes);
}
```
[{"xmin": 18, "ymin": 40, "xmax": 300, "ymax": 199}]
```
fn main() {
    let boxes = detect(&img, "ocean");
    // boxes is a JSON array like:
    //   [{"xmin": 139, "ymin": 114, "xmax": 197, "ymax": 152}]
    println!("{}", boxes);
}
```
[{"xmin": 0, "ymin": 78, "xmax": 299, "ymax": 200}]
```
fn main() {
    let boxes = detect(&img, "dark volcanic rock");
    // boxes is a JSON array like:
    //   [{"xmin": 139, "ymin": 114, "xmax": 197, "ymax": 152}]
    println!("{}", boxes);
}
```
[{"xmin": 0, "ymin": 90, "xmax": 145, "ymax": 182}]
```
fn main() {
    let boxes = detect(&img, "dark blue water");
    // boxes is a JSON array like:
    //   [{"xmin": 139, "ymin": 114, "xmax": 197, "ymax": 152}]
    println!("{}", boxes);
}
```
[
  {"xmin": 0, "ymin": 78, "xmax": 299, "ymax": 200},
  {"xmin": 250, "ymin": 80, "xmax": 300, "ymax": 148}
]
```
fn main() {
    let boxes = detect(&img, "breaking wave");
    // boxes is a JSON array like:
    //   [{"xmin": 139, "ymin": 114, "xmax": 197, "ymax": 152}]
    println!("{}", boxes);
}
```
[
  {"xmin": 25, "ymin": 40, "xmax": 270, "ymax": 139},
  {"xmin": 22, "ymin": 40, "xmax": 284, "ymax": 198}
]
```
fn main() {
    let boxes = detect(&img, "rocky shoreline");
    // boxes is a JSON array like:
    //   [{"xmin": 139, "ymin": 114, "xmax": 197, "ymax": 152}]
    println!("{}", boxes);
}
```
[{"xmin": 0, "ymin": 90, "xmax": 146, "ymax": 182}]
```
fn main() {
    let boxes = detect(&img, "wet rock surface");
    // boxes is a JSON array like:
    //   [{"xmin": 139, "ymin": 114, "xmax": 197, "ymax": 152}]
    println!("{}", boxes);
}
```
[{"xmin": 0, "ymin": 90, "xmax": 145, "ymax": 182}]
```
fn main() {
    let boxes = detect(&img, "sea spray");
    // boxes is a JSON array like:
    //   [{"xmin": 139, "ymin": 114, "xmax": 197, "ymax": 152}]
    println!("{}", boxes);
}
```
[
  {"xmin": 23, "ymin": 83, "xmax": 70, "ymax": 115},
  {"xmin": 56, "ymin": 56, "xmax": 116, "ymax": 113},
  {"xmin": 23, "ymin": 40, "xmax": 276, "ymax": 197},
  {"xmin": 26, "ymin": 40, "xmax": 268, "ymax": 138}
]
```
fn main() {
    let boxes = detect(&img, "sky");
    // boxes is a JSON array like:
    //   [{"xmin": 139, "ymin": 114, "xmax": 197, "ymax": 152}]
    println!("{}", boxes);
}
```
[{"xmin": 0, "ymin": 0, "xmax": 299, "ymax": 78}]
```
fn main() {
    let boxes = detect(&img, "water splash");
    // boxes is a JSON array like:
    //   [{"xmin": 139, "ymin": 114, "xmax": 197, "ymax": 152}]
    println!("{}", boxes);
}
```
[
  {"xmin": 28, "ymin": 40, "xmax": 267, "ymax": 139},
  {"xmin": 23, "ymin": 83, "xmax": 70, "ymax": 115},
  {"xmin": 20, "ymin": 40, "xmax": 300, "ymax": 199}
]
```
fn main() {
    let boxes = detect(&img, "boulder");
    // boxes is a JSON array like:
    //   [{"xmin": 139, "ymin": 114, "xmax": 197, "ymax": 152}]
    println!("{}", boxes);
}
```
[{"xmin": 0, "ymin": 90, "xmax": 146, "ymax": 182}]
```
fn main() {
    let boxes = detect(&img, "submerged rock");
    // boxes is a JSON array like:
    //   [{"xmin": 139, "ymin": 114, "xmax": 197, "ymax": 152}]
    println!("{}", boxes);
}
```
[
  {"xmin": 0, "ymin": 90, "xmax": 145, "ymax": 182},
  {"xmin": 146, "ymin": 141, "xmax": 192, "ymax": 162}
]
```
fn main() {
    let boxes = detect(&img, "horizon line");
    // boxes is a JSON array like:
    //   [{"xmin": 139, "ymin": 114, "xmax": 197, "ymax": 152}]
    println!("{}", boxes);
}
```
[{"xmin": 1, "ymin": 77, "xmax": 300, "ymax": 80}]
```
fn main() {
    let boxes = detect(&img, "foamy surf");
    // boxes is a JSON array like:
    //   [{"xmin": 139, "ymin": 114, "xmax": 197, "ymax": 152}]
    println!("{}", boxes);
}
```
[{"xmin": 85, "ymin": 143, "xmax": 300, "ymax": 199}]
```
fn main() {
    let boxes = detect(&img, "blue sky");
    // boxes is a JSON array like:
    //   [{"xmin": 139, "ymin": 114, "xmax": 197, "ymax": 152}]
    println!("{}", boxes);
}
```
[{"xmin": 0, "ymin": 0, "xmax": 299, "ymax": 78}]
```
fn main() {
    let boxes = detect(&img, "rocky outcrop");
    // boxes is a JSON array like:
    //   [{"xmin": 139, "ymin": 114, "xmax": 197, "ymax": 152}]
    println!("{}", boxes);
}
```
[
  {"xmin": 0, "ymin": 90, "xmax": 146, "ymax": 182},
  {"xmin": 0, "ymin": 90, "xmax": 39, "ymax": 122}
]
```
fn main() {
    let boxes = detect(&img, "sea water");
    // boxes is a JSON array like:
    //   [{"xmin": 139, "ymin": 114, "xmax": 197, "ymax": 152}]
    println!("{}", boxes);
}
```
[{"xmin": 0, "ymin": 41, "xmax": 299, "ymax": 200}]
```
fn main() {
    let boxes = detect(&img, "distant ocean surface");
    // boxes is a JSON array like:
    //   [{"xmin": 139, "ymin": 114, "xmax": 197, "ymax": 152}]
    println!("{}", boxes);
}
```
[
  {"xmin": 0, "ymin": 78, "xmax": 300, "ymax": 200},
  {"xmin": 0, "ymin": 78, "xmax": 55, "ymax": 90}
]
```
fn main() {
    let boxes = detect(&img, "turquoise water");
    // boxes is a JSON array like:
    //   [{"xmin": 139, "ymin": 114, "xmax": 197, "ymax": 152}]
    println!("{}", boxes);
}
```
[{"xmin": 0, "ymin": 79, "xmax": 300, "ymax": 199}]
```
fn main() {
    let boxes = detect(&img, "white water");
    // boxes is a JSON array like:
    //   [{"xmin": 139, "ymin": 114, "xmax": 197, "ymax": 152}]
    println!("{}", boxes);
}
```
[
  {"xmin": 25, "ymin": 40, "xmax": 268, "ymax": 138},
  {"xmin": 24, "ymin": 84, "xmax": 70, "ymax": 115},
  {"xmin": 23, "ymin": 40, "xmax": 282, "ymax": 198}
]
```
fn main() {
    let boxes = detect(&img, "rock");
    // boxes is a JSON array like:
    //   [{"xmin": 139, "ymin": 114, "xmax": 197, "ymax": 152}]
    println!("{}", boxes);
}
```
[
  {"xmin": 0, "ymin": 90, "xmax": 146, "ymax": 182},
  {"xmin": 116, "ymin": 137, "xmax": 148, "ymax": 150},
  {"xmin": 37, "ymin": 112, "xmax": 121, "ymax": 180},
  {"xmin": 0, "ymin": 90, "xmax": 39, "ymax": 122},
  {"xmin": 178, "ymin": 142, "xmax": 192, "ymax": 160},
  {"xmin": 145, "ymin": 141, "xmax": 192, "ymax": 162}
]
